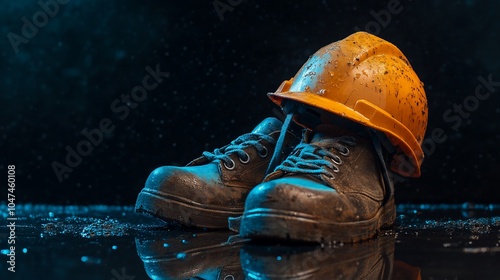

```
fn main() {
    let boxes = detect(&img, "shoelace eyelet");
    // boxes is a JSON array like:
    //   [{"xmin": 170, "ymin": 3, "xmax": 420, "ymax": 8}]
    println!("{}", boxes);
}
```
[
  {"xmin": 238, "ymin": 152, "xmax": 250, "ymax": 164},
  {"xmin": 339, "ymin": 147, "xmax": 350, "ymax": 157},
  {"xmin": 223, "ymin": 159, "xmax": 236, "ymax": 170},
  {"xmin": 331, "ymin": 155, "xmax": 343, "ymax": 165},
  {"xmin": 331, "ymin": 165, "xmax": 340, "ymax": 173},
  {"xmin": 258, "ymin": 146, "xmax": 268, "ymax": 158}
]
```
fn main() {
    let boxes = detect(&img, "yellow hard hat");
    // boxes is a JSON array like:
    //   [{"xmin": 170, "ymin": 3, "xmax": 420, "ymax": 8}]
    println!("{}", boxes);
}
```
[{"xmin": 268, "ymin": 32, "xmax": 428, "ymax": 177}]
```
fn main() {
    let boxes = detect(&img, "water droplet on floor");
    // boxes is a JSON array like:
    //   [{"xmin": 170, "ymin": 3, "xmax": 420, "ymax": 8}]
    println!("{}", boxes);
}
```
[{"xmin": 80, "ymin": 255, "xmax": 102, "ymax": 264}]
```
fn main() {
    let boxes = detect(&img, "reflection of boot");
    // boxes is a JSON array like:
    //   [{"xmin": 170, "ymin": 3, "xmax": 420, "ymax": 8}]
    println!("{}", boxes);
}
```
[
  {"xmin": 135, "ymin": 117, "xmax": 299, "ymax": 229},
  {"xmin": 135, "ymin": 230, "xmax": 246, "ymax": 280},
  {"xmin": 240, "ymin": 234, "xmax": 395, "ymax": 280},
  {"xmin": 240, "ymin": 124, "xmax": 395, "ymax": 243}
]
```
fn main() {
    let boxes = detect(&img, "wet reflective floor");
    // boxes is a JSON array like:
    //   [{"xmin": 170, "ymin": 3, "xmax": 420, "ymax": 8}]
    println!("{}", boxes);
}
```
[{"xmin": 1, "ymin": 203, "xmax": 499, "ymax": 280}]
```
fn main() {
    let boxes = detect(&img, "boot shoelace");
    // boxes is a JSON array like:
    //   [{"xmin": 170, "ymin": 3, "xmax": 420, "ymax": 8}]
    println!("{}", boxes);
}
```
[
  {"xmin": 275, "ymin": 136, "xmax": 356, "ymax": 179},
  {"xmin": 202, "ymin": 133, "xmax": 276, "ymax": 169}
]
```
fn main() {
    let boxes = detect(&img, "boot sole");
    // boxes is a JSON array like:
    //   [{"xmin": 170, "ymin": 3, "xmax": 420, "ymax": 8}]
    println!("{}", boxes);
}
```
[
  {"xmin": 240, "ymin": 198, "xmax": 396, "ymax": 243},
  {"xmin": 135, "ymin": 189, "xmax": 243, "ymax": 229}
]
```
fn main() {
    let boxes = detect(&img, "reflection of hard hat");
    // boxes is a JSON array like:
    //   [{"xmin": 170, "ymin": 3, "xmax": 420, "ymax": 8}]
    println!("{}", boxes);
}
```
[{"xmin": 268, "ymin": 32, "xmax": 428, "ymax": 177}]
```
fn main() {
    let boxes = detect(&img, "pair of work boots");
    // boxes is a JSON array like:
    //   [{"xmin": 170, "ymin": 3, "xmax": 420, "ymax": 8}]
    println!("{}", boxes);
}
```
[{"xmin": 135, "ymin": 116, "xmax": 396, "ymax": 243}]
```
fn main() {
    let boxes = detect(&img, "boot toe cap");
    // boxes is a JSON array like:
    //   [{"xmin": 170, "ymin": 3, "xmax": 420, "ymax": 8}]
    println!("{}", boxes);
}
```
[
  {"xmin": 244, "ymin": 177, "xmax": 334, "ymax": 212},
  {"xmin": 243, "ymin": 177, "xmax": 372, "ymax": 223},
  {"xmin": 143, "ymin": 165, "xmax": 219, "ymax": 202}
]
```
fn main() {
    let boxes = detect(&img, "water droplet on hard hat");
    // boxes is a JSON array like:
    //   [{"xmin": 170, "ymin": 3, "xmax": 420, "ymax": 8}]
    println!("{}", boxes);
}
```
[
  {"xmin": 318, "ymin": 89, "xmax": 326, "ymax": 95},
  {"xmin": 305, "ymin": 71, "xmax": 316, "ymax": 77}
]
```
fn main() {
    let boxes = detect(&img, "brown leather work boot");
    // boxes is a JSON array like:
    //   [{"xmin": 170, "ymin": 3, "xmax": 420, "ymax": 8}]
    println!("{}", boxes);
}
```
[
  {"xmin": 135, "ymin": 117, "xmax": 299, "ymax": 228},
  {"xmin": 239, "ymin": 123, "xmax": 396, "ymax": 243}
]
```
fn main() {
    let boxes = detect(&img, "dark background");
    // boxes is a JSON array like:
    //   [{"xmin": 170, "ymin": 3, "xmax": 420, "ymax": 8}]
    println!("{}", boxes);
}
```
[{"xmin": 1, "ymin": 0, "xmax": 499, "ymax": 205}]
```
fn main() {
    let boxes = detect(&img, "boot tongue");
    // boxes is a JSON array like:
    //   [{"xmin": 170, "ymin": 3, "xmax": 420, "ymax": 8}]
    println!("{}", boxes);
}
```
[
  {"xmin": 311, "ymin": 124, "xmax": 339, "ymax": 143},
  {"xmin": 310, "ymin": 123, "xmax": 361, "ymax": 146},
  {"xmin": 251, "ymin": 117, "xmax": 283, "ymax": 135}
]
